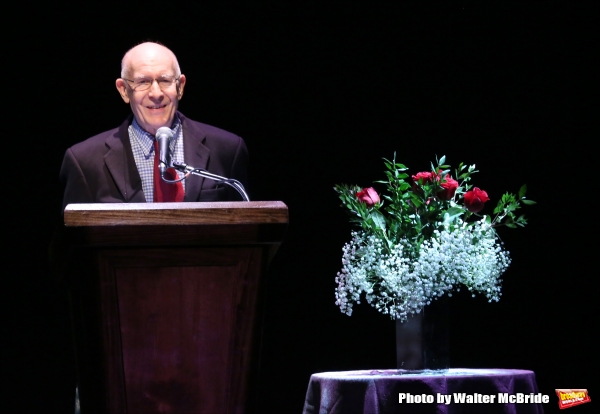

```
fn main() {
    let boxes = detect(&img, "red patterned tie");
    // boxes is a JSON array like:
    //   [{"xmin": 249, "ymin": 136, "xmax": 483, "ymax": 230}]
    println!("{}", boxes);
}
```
[{"xmin": 153, "ymin": 141, "xmax": 184, "ymax": 202}]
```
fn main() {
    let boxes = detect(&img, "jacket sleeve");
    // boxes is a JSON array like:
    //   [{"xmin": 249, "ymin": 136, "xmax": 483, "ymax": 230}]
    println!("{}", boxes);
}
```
[{"xmin": 59, "ymin": 148, "xmax": 94, "ymax": 212}]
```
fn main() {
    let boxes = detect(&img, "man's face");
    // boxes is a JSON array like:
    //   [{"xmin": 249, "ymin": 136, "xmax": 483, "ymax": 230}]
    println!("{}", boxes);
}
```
[{"xmin": 116, "ymin": 45, "xmax": 186, "ymax": 135}]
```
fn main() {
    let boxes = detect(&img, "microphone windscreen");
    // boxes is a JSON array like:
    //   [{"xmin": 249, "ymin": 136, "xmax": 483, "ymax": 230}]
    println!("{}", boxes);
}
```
[{"xmin": 156, "ymin": 127, "xmax": 174, "ymax": 140}]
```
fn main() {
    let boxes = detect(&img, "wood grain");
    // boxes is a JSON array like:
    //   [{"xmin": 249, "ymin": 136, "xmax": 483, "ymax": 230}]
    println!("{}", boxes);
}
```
[{"xmin": 64, "ymin": 201, "xmax": 288, "ymax": 227}]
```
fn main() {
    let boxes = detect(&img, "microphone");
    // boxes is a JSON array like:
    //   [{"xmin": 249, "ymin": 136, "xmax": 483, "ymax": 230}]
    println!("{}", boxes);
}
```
[{"xmin": 155, "ymin": 127, "xmax": 173, "ymax": 177}]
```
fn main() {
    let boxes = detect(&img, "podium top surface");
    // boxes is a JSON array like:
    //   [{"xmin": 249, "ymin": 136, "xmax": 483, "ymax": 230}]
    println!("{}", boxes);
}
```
[{"xmin": 64, "ymin": 201, "xmax": 288, "ymax": 227}]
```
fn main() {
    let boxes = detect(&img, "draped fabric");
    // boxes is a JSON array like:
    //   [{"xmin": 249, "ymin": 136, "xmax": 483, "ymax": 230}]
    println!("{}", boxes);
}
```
[{"xmin": 303, "ymin": 369, "xmax": 545, "ymax": 414}]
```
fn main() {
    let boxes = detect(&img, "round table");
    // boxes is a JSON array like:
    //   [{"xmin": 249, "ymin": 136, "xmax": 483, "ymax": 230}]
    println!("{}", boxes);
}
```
[{"xmin": 303, "ymin": 368, "xmax": 545, "ymax": 413}]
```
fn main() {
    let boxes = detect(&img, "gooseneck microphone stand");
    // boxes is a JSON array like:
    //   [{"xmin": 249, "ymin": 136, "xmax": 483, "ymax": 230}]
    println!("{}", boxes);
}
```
[
  {"xmin": 154, "ymin": 127, "xmax": 248, "ymax": 201},
  {"xmin": 166, "ymin": 161, "xmax": 250, "ymax": 202}
]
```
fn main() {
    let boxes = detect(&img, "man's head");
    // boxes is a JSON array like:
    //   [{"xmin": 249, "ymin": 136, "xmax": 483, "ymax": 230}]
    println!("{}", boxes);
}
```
[{"xmin": 116, "ymin": 42, "xmax": 186, "ymax": 135}]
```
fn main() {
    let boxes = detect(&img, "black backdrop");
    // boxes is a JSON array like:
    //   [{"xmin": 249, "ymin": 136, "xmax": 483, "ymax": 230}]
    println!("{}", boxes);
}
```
[{"xmin": 3, "ymin": 3, "xmax": 595, "ymax": 413}]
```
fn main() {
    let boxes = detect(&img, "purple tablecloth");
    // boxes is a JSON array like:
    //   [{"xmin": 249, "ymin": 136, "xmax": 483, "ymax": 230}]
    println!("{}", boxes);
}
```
[{"xmin": 303, "ymin": 368, "xmax": 544, "ymax": 414}]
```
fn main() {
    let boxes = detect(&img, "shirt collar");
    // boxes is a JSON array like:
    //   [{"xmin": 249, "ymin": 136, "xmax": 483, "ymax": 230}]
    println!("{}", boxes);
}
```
[{"xmin": 131, "ymin": 115, "xmax": 182, "ymax": 156}]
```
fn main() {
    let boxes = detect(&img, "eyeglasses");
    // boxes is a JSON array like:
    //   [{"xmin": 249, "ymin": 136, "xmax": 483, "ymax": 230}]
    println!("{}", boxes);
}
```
[{"xmin": 122, "ymin": 75, "xmax": 180, "ymax": 91}]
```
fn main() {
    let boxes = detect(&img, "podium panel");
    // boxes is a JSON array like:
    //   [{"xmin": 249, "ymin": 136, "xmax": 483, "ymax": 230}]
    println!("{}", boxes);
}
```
[{"xmin": 63, "ymin": 202, "xmax": 287, "ymax": 413}]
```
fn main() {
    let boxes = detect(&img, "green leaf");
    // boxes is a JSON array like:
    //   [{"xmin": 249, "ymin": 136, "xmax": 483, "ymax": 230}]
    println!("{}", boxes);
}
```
[
  {"xmin": 439, "ymin": 155, "xmax": 446, "ymax": 166},
  {"xmin": 518, "ymin": 184, "xmax": 527, "ymax": 199},
  {"xmin": 493, "ymin": 200, "xmax": 504, "ymax": 215},
  {"xmin": 371, "ymin": 210, "xmax": 386, "ymax": 230},
  {"xmin": 445, "ymin": 206, "xmax": 465, "ymax": 219},
  {"xmin": 522, "ymin": 199, "xmax": 536, "ymax": 205}
]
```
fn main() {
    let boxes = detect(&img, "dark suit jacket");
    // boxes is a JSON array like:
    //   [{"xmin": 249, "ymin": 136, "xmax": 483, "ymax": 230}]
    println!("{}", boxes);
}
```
[{"xmin": 60, "ymin": 112, "xmax": 249, "ymax": 210}]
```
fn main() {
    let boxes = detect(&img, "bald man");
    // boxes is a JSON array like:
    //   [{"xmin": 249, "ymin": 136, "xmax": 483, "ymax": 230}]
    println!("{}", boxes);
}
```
[{"xmin": 60, "ymin": 42, "xmax": 248, "ymax": 210}]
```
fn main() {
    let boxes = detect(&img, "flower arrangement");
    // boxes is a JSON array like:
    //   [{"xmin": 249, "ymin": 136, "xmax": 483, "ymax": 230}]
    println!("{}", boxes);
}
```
[{"xmin": 334, "ymin": 155, "xmax": 535, "ymax": 322}]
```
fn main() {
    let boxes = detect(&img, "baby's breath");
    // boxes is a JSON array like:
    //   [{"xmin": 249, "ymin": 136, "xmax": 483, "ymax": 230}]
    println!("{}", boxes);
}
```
[{"xmin": 335, "ymin": 219, "xmax": 509, "ymax": 321}]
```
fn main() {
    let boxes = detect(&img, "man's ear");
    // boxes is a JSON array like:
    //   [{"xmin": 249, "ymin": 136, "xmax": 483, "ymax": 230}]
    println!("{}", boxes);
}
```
[
  {"xmin": 177, "ymin": 74, "xmax": 186, "ymax": 100},
  {"xmin": 115, "ymin": 79, "xmax": 130, "ymax": 103}
]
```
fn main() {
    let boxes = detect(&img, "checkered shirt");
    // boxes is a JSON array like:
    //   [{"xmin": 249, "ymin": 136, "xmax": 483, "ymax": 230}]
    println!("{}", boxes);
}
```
[{"xmin": 128, "ymin": 115, "xmax": 185, "ymax": 202}]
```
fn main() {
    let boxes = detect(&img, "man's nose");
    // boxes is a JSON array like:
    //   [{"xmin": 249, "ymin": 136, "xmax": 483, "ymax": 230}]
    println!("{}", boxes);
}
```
[{"xmin": 148, "ymin": 79, "xmax": 163, "ymax": 96}]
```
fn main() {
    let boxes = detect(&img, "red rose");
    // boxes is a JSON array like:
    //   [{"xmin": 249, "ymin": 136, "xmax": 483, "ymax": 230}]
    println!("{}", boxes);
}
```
[
  {"xmin": 463, "ymin": 187, "xmax": 490, "ymax": 213},
  {"xmin": 438, "ymin": 175, "xmax": 458, "ymax": 200},
  {"xmin": 412, "ymin": 171, "xmax": 435, "ymax": 192},
  {"xmin": 356, "ymin": 187, "xmax": 380, "ymax": 207},
  {"xmin": 413, "ymin": 171, "xmax": 457, "ymax": 200},
  {"xmin": 412, "ymin": 171, "xmax": 435, "ymax": 184}
]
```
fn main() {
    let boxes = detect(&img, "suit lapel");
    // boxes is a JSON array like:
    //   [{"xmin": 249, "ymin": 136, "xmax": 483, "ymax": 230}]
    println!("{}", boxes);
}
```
[
  {"xmin": 180, "ymin": 113, "xmax": 210, "ymax": 202},
  {"xmin": 104, "ymin": 117, "xmax": 146, "ymax": 202}
]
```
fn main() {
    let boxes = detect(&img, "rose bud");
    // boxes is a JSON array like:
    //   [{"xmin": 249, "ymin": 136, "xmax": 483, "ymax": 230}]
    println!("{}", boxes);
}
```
[
  {"xmin": 438, "ymin": 175, "xmax": 458, "ymax": 200},
  {"xmin": 356, "ymin": 187, "xmax": 380, "ymax": 207},
  {"xmin": 463, "ymin": 187, "xmax": 490, "ymax": 213}
]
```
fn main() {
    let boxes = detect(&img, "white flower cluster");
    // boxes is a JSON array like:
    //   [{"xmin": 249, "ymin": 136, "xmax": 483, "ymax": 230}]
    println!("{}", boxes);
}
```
[{"xmin": 335, "ymin": 219, "xmax": 511, "ymax": 322}]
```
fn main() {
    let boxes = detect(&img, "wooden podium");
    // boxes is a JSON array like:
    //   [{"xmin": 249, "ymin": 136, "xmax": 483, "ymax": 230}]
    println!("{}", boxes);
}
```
[{"xmin": 62, "ymin": 201, "xmax": 288, "ymax": 414}]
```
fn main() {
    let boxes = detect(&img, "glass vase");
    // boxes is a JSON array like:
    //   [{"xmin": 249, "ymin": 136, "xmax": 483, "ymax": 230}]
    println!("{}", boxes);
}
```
[{"xmin": 395, "ymin": 296, "xmax": 449, "ymax": 370}]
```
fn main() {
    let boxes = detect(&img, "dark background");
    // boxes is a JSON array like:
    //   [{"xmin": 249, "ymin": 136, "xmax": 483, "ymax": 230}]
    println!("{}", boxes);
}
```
[{"xmin": 3, "ymin": 2, "xmax": 595, "ymax": 413}]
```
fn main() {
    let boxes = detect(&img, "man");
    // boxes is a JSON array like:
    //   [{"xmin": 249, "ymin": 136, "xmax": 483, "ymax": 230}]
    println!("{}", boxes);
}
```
[{"xmin": 60, "ymin": 42, "xmax": 248, "ymax": 210}]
